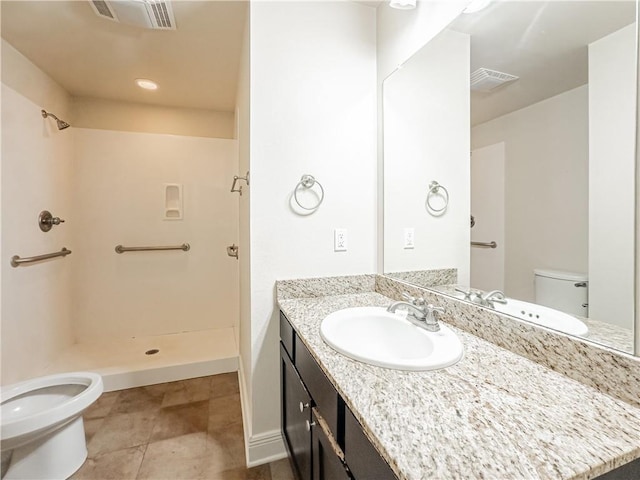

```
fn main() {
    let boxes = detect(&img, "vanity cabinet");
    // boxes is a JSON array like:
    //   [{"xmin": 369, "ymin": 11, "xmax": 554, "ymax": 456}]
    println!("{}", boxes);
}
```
[
  {"xmin": 280, "ymin": 311, "xmax": 397, "ymax": 480},
  {"xmin": 281, "ymin": 343, "xmax": 313, "ymax": 480},
  {"xmin": 311, "ymin": 409, "xmax": 350, "ymax": 480},
  {"xmin": 344, "ymin": 408, "xmax": 396, "ymax": 480}
]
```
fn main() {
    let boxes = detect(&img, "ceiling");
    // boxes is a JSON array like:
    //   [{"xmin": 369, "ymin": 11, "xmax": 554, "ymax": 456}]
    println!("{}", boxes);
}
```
[
  {"xmin": 5, "ymin": 0, "xmax": 629, "ymax": 122},
  {"xmin": 1, "ymin": 1, "xmax": 248, "ymax": 112},
  {"xmin": 449, "ymin": 1, "xmax": 636, "ymax": 125},
  {"xmin": 1, "ymin": 1, "xmax": 383, "ymax": 113}
]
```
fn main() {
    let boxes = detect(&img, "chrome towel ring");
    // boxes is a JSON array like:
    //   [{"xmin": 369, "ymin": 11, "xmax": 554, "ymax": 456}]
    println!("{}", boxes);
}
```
[
  {"xmin": 426, "ymin": 181, "xmax": 449, "ymax": 215},
  {"xmin": 294, "ymin": 175, "xmax": 324, "ymax": 211}
]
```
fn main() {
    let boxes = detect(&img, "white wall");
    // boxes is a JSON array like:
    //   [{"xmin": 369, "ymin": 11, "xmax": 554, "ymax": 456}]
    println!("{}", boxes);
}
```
[
  {"xmin": 588, "ymin": 24, "xmax": 636, "ymax": 329},
  {"xmin": 472, "ymin": 86, "xmax": 589, "ymax": 302},
  {"xmin": 236, "ymin": 7, "xmax": 253, "ymax": 437},
  {"xmin": 376, "ymin": 1, "xmax": 468, "ymax": 272},
  {"xmin": 470, "ymin": 142, "xmax": 505, "ymax": 292},
  {"xmin": 245, "ymin": 0, "xmax": 376, "ymax": 464},
  {"xmin": 383, "ymin": 29, "xmax": 470, "ymax": 282},
  {"xmin": 1, "ymin": 42, "xmax": 75, "ymax": 385},
  {"xmin": 72, "ymin": 129, "xmax": 239, "ymax": 341},
  {"xmin": 72, "ymin": 97, "xmax": 234, "ymax": 139}
]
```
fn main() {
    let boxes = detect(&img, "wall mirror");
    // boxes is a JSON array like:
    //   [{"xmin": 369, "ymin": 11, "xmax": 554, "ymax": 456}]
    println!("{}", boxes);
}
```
[{"xmin": 383, "ymin": 0, "xmax": 638, "ymax": 355}]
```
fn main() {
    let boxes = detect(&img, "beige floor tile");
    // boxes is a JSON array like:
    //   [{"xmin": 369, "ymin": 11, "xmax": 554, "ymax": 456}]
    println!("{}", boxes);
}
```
[
  {"xmin": 208, "ymin": 464, "xmax": 272, "ymax": 480},
  {"xmin": 209, "ymin": 393, "xmax": 243, "ymax": 429},
  {"xmin": 206, "ymin": 421, "xmax": 246, "ymax": 474},
  {"xmin": 84, "ymin": 391, "xmax": 120, "ymax": 419},
  {"xmin": 150, "ymin": 399, "xmax": 209, "ymax": 442},
  {"xmin": 269, "ymin": 458, "xmax": 296, "ymax": 480},
  {"xmin": 162, "ymin": 377, "xmax": 212, "ymax": 408},
  {"xmin": 71, "ymin": 445, "xmax": 146, "ymax": 480},
  {"xmin": 83, "ymin": 417, "xmax": 105, "ymax": 443},
  {"xmin": 75, "ymin": 375, "xmax": 294, "ymax": 480},
  {"xmin": 111, "ymin": 385, "xmax": 166, "ymax": 414},
  {"xmin": 136, "ymin": 432, "xmax": 209, "ymax": 480},
  {"xmin": 210, "ymin": 373, "xmax": 240, "ymax": 400},
  {"xmin": 88, "ymin": 410, "xmax": 158, "ymax": 456}
]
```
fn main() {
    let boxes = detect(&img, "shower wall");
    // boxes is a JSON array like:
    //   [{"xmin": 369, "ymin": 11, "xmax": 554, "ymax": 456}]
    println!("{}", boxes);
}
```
[
  {"xmin": 72, "ymin": 128, "xmax": 239, "ymax": 342},
  {"xmin": 1, "ymin": 41, "xmax": 75, "ymax": 385},
  {"xmin": 1, "ymin": 38, "xmax": 240, "ymax": 384}
]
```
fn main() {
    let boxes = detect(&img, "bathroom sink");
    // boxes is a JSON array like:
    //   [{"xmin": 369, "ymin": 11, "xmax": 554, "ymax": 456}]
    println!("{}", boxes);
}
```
[
  {"xmin": 492, "ymin": 298, "xmax": 589, "ymax": 336},
  {"xmin": 320, "ymin": 307, "xmax": 463, "ymax": 371}
]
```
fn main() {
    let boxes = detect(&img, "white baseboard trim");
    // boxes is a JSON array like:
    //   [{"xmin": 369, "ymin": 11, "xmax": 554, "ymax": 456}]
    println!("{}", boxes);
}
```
[
  {"xmin": 238, "ymin": 361, "xmax": 253, "ymax": 463},
  {"xmin": 238, "ymin": 361, "xmax": 287, "ymax": 467},
  {"xmin": 246, "ymin": 429, "xmax": 287, "ymax": 467}
]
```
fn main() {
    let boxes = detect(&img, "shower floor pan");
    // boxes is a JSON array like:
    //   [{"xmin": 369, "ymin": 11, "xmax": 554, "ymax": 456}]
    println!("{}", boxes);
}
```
[{"xmin": 44, "ymin": 327, "xmax": 238, "ymax": 392}]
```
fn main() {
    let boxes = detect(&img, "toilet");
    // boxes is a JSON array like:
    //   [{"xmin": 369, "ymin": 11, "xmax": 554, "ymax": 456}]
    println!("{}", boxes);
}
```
[
  {"xmin": 534, "ymin": 269, "xmax": 588, "ymax": 317},
  {"xmin": 0, "ymin": 372, "xmax": 103, "ymax": 480}
]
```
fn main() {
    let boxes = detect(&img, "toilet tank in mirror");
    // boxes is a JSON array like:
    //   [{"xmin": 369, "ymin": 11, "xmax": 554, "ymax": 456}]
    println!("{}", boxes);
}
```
[{"xmin": 382, "ymin": 0, "xmax": 637, "ymax": 355}]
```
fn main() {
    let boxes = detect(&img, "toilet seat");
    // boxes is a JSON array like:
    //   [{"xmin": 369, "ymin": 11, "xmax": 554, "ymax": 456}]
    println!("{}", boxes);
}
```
[
  {"xmin": 0, "ymin": 372, "xmax": 103, "ymax": 479},
  {"xmin": 1, "ymin": 372, "xmax": 103, "ymax": 449}
]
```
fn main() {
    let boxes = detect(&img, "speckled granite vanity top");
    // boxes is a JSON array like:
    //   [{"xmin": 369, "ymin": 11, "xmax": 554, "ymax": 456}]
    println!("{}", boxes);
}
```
[{"xmin": 278, "ymin": 290, "xmax": 640, "ymax": 480}]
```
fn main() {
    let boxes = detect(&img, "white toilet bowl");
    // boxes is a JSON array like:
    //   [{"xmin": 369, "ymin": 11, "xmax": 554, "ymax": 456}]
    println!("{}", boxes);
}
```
[{"xmin": 0, "ymin": 372, "xmax": 103, "ymax": 480}]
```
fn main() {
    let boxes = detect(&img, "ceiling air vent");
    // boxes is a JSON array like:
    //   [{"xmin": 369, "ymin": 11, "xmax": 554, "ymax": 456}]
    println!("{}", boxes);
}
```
[
  {"xmin": 90, "ymin": 0, "xmax": 117, "ymax": 21},
  {"xmin": 147, "ymin": 1, "xmax": 174, "ymax": 29},
  {"xmin": 470, "ymin": 68, "xmax": 518, "ymax": 93},
  {"xmin": 89, "ymin": 0, "xmax": 176, "ymax": 30}
]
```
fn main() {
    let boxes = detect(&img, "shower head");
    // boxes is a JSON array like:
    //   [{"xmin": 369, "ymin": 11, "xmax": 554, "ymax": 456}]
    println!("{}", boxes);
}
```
[{"xmin": 41, "ymin": 110, "xmax": 71, "ymax": 130}]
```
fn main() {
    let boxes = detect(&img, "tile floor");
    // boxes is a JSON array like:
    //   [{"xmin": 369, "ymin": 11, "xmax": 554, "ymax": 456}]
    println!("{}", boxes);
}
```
[{"xmin": 71, "ymin": 373, "xmax": 296, "ymax": 480}]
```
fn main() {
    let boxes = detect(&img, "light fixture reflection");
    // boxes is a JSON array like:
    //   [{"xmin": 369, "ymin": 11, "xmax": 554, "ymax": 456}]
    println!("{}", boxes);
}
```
[
  {"xmin": 390, "ymin": 0, "xmax": 416, "ymax": 10},
  {"xmin": 135, "ymin": 78, "xmax": 159, "ymax": 90}
]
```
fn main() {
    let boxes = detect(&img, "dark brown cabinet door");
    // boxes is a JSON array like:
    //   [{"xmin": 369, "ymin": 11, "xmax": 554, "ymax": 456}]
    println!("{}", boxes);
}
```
[
  {"xmin": 312, "ymin": 411, "xmax": 351, "ymax": 480},
  {"xmin": 344, "ymin": 408, "xmax": 397, "ymax": 480},
  {"xmin": 281, "ymin": 344, "xmax": 312, "ymax": 480}
]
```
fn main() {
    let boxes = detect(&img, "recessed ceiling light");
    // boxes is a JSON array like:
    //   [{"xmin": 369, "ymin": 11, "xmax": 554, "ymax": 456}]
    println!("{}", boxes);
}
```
[
  {"xmin": 390, "ymin": 0, "xmax": 416, "ymax": 10},
  {"xmin": 135, "ymin": 78, "xmax": 158, "ymax": 90}
]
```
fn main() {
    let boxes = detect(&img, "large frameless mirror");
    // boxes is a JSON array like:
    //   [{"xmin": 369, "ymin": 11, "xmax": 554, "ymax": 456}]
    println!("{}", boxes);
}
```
[{"xmin": 383, "ymin": 0, "xmax": 638, "ymax": 354}]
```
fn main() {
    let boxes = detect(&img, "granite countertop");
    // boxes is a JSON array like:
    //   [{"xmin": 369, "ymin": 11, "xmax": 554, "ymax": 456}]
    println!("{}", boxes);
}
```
[
  {"xmin": 431, "ymin": 284, "xmax": 635, "ymax": 354},
  {"xmin": 278, "ymin": 291, "xmax": 640, "ymax": 480}
]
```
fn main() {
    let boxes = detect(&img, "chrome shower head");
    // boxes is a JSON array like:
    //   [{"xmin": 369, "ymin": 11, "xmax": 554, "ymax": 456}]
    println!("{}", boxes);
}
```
[{"xmin": 41, "ymin": 110, "xmax": 70, "ymax": 130}]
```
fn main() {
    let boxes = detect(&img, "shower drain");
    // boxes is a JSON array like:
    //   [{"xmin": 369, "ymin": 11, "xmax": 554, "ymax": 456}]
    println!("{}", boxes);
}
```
[{"xmin": 145, "ymin": 349, "xmax": 160, "ymax": 355}]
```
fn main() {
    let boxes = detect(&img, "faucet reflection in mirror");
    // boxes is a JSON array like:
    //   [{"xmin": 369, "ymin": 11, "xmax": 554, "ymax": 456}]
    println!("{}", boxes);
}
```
[{"xmin": 382, "ymin": 0, "xmax": 637, "ymax": 355}]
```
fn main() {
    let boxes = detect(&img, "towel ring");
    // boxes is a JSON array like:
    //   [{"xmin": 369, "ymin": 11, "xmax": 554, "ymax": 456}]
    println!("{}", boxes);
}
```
[
  {"xmin": 426, "ymin": 181, "xmax": 449, "ymax": 214},
  {"xmin": 294, "ymin": 175, "xmax": 324, "ymax": 211}
]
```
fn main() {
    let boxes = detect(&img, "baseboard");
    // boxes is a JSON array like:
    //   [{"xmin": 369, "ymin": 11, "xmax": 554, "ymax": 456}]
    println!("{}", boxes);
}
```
[
  {"xmin": 238, "ymin": 361, "xmax": 287, "ymax": 467},
  {"xmin": 246, "ymin": 429, "xmax": 288, "ymax": 467},
  {"xmin": 238, "ymin": 361, "xmax": 253, "ymax": 463}
]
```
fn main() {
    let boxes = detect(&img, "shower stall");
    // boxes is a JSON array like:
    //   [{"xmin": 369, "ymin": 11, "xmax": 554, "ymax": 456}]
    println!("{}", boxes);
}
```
[{"xmin": 1, "ymin": 41, "xmax": 241, "ymax": 392}]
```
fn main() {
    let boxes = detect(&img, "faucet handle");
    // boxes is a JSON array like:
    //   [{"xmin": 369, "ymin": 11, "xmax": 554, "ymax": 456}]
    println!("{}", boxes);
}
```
[
  {"xmin": 423, "ymin": 304, "xmax": 444, "ymax": 331},
  {"xmin": 455, "ymin": 287, "xmax": 472, "ymax": 300},
  {"xmin": 426, "ymin": 304, "xmax": 445, "ymax": 315},
  {"xmin": 402, "ymin": 292, "xmax": 425, "ymax": 306},
  {"xmin": 402, "ymin": 292, "xmax": 416, "ymax": 303}
]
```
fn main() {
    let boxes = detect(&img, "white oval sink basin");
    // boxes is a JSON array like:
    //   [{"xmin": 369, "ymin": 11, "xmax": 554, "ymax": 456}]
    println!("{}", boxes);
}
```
[
  {"xmin": 320, "ymin": 307, "xmax": 463, "ymax": 371},
  {"xmin": 493, "ymin": 298, "xmax": 588, "ymax": 336}
]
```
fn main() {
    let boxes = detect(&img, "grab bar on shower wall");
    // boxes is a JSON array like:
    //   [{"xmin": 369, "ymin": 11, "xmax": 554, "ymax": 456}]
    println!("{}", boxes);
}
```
[
  {"xmin": 115, "ymin": 243, "xmax": 191, "ymax": 254},
  {"xmin": 11, "ymin": 247, "xmax": 72, "ymax": 267},
  {"xmin": 471, "ymin": 241, "xmax": 497, "ymax": 249}
]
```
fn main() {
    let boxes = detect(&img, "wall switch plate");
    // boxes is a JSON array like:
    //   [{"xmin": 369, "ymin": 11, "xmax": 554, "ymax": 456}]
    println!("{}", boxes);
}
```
[
  {"xmin": 404, "ymin": 228, "xmax": 415, "ymax": 249},
  {"xmin": 334, "ymin": 228, "xmax": 347, "ymax": 252}
]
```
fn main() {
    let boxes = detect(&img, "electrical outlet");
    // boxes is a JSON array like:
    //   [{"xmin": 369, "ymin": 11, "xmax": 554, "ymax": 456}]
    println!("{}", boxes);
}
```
[
  {"xmin": 334, "ymin": 228, "xmax": 347, "ymax": 252},
  {"xmin": 404, "ymin": 228, "xmax": 415, "ymax": 249}
]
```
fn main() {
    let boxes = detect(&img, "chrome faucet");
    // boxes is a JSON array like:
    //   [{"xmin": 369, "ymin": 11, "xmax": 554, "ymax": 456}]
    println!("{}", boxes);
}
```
[
  {"xmin": 455, "ymin": 287, "xmax": 480, "ymax": 302},
  {"xmin": 478, "ymin": 290, "xmax": 507, "ymax": 308},
  {"xmin": 387, "ymin": 294, "xmax": 445, "ymax": 332}
]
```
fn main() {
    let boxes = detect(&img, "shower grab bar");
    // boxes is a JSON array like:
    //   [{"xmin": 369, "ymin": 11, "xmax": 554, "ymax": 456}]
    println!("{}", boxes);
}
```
[
  {"xmin": 11, "ymin": 247, "xmax": 72, "ymax": 267},
  {"xmin": 471, "ymin": 241, "xmax": 497, "ymax": 249},
  {"xmin": 115, "ymin": 243, "xmax": 190, "ymax": 254}
]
